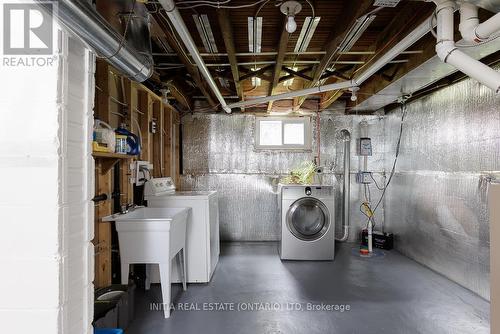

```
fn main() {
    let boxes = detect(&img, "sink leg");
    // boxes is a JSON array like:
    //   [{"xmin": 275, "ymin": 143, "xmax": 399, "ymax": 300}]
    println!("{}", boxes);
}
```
[
  {"xmin": 145, "ymin": 264, "xmax": 152, "ymax": 291},
  {"xmin": 181, "ymin": 249, "xmax": 187, "ymax": 291},
  {"xmin": 121, "ymin": 262, "xmax": 130, "ymax": 285},
  {"xmin": 159, "ymin": 262, "xmax": 171, "ymax": 319}
]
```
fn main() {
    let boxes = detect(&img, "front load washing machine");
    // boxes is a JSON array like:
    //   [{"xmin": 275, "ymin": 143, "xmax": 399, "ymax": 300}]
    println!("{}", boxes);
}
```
[{"xmin": 280, "ymin": 185, "xmax": 335, "ymax": 260}]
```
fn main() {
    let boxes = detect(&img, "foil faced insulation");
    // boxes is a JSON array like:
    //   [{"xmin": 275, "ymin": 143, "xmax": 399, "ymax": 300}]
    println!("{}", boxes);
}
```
[
  {"xmin": 180, "ymin": 113, "xmax": 386, "ymax": 242},
  {"xmin": 384, "ymin": 74, "xmax": 500, "ymax": 300}
]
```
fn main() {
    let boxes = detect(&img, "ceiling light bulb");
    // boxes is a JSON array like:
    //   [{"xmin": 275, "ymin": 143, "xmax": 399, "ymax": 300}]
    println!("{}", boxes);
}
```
[
  {"xmin": 286, "ymin": 15, "xmax": 297, "ymax": 33},
  {"xmin": 349, "ymin": 87, "xmax": 359, "ymax": 102}
]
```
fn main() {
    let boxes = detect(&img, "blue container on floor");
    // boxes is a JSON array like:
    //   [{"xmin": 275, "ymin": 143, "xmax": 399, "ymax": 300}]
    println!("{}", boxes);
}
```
[{"xmin": 94, "ymin": 329, "xmax": 123, "ymax": 334}]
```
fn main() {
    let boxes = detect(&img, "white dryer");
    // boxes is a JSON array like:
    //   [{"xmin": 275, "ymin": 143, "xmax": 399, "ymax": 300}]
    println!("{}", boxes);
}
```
[
  {"xmin": 280, "ymin": 185, "xmax": 335, "ymax": 260},
  {"xmin": 144, "ymin": 178, "xmax": 219, "ymax": 283}
]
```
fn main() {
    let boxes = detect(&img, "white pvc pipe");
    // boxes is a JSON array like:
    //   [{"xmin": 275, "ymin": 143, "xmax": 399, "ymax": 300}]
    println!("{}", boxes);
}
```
[
  {"xmin": 459, "ymin": 2, "xmax": 500, "ymax": 42},
  {"xmin": 353, "ymin": 15, "xmax": 434, "ymax": 85},
  {"xmin": 228, "ymin": 13, "xmax": 435, "ymax": 110},
  {"xmin": 227, "ymin": 80, "xmax": 355, "ymax": 109},
  {"xmin": 434, "ymin": 0, "xmax": 500, "ymax": 93},
  {"xmin": 476, "ymin": 11, "xmax": 500, "ymax": 40},
  {"xmin": 459, "ymin": 2, "xmax": 480, "ymax": 42},
  {"xmin": 158, "ymin": 0, "xmax": 232, "ymax": 113}
]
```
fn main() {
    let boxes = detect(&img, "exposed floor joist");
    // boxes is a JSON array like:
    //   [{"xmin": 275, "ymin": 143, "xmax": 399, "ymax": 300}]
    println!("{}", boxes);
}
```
[
  {"xmin": 267, "ymin": 17, "xmax": 290, "ymax": 112},
  {"xmin": 295, "ymin": 0, "xmax": 375, "ymax": 109},
  {"xmin": 321, "ymin": 2, "xmax": 432, "ymax": 110},
  {"xmin": 150, "ymin": 12, "xmax": 218, "ymax": 109},
  {"xmin": 217, "ymin": 9, "xmax": 243, "ymax": 102}
]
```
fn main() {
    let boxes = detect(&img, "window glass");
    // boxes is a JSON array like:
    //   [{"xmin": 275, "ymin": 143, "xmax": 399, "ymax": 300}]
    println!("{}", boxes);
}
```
[
  {"xmin": 284, "ymin": 123, "xmax": 305, "ymax": 145},
  {"xmin": 259, "ymin": 120, "xmax": 282, "ymax": 146}
]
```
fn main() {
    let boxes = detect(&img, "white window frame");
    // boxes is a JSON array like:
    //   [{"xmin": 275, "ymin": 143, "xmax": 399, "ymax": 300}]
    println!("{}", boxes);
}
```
[{"xmin": 255, "ymin": 116, "xmax": 312, "ymax": 151}]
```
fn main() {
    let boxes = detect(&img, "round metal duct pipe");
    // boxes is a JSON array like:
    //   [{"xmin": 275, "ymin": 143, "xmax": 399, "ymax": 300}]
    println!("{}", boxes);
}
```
[
  {"xmin": 336, "ymin": 129, "xmax": 351, "ymax": 242},
  {"xmin": 37, "ymin": 0, "xmax": 153, "ymax": 82}
]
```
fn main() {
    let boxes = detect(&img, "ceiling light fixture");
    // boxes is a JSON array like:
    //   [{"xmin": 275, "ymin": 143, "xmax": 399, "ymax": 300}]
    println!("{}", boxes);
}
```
[
  {"xmin": 192, "ymin": 14, "xmax": 218, "ymax": 54},
  {"xmin": 248, "ymin": 16, "xmax": 263, "ymax": 53},
  {"xmin": 280, "ymin": 1, "xmax": 302, "ymax": 34},
  {"xmin": 338, "ymin": 14, "xmax": 377, "ymax": 54},
  {"xmin": 349, "ymin": 87, "xmax": 360, "ymax": 102}
]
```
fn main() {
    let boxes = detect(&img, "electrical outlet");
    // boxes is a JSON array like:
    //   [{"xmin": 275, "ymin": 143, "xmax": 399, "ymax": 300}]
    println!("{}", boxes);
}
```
[{"xmin": 356, "ymin": 172, "xmax": 372, "ymax": 184}]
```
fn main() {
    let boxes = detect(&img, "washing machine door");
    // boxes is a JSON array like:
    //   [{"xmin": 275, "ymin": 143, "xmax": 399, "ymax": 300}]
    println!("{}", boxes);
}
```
[{"xmin": 286, "ymin": 197, "xmax": 331, "ymax": 241}]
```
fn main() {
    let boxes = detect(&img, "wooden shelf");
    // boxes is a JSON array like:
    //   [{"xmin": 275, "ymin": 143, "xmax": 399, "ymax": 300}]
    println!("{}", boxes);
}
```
[
  {"xmin": 92, "ymin": 151, "xmax": 137, "ymax": 173},
  {"xmin": 92, "ymin": 151, "xmax": 136, "ymax": 159}
]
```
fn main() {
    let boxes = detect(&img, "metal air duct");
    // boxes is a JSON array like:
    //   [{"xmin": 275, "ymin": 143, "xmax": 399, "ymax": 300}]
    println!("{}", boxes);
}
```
[{"xmin": 36, "ymin": 0, "xmax": 153, "ymax": 82}]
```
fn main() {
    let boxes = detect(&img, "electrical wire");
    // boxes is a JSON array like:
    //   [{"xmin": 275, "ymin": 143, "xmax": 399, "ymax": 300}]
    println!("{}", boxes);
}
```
[
  {"xmin": 370, "ymin": 101, "xmax": 408, "ymax": 216},
  {"xmin": 176, "ymin": 0, "xmax": 270, "ymax": 10}
]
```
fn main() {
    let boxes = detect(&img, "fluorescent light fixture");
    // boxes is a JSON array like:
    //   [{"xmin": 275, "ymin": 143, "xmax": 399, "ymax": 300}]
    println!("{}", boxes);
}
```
[
  {"xmin": 193, "ymin": 14, "xmax": 218, "ymax": 53},
  {"xmin": 283, "ymin": 66, "xmax": 298, "ymax": 87},
  {"xmin": 248, "ymin": 17, "xmax": 263, "ymax": 53},
  {"xmin": 338, "ymin": 14, "xmax": 376, "ymax": 54},
  {"xmin": 373, "ymin": 0, "xmax": 401, "ymax": 7},
  {"xmin": 294, "ymin": 17, "xmax": 321, "ymax": 53}
]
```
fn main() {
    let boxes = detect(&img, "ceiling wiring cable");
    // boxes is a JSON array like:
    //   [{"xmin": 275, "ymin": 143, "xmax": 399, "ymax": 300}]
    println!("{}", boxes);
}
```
[
  {"xmin": 175, "ymin": 0, "xmax": 271, "ymax": 10},
  {"xmin": 97, "ymin": 0, "xmax": 137, "ymax": 60}
]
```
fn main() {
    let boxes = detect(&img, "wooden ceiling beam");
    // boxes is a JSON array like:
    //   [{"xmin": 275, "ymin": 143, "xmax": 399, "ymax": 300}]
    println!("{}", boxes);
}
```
[
  {"xmin": 279, "ymin": 66, "xmax": 314, "ymax": 83},
  {"xmin": 267, "ymin": 17, "xmax": 291, "ymax": 111},
  {"xmin": 282, "ymin": 67, "xmax": 313, "ymax": 82},
  {"xmin": 165, "ymin": 80, "xmax": 194, "ymax": 111},
  {"xmin": 295, "ymin": 0, "xmax": 375, "ymax": 108},
  {"xmin": 149, "ymin": 12, "xmax": 218, "ymax": 108},
  {"xmin": 345, "ymin": 35, "xmax": 437, "ymax": 111},
  {"xmin": 217, "ymin": 9, "xmax": 243, "ymax": 102},
  {"xmin": 320, "ymin": 68, "xmax": 351, "ymax": 81},
  {"xmin": 239, "ymin": 65, "xmax": 274, "ymax": 82},
  {"xmin": 293, "ymin": 2, "xmax": 373, "ymax": 110},
  {"xmin": 321, "ymin": 3, "xmax": 434, "ymax": 110}
]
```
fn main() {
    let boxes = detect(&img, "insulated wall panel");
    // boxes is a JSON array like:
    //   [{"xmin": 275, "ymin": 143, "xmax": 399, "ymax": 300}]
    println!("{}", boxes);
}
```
[
  {"xmin": 384, "ymin": 73, "xmax": 500, "ymax": 300},
  {"xmin": 180, "ymin": 114, "xmax": 387, "ymax": 241}
]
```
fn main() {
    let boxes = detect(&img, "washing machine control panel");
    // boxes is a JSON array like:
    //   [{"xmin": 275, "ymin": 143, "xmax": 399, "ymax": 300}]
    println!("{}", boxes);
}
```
[{"xmin": 281, "ymin": 185, "xmax": 333, "ymax": 199}]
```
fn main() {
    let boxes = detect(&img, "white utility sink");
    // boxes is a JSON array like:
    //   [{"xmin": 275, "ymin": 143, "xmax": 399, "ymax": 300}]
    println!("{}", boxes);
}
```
[{"xmin": 103, "ymin": 207, "xmax": 190, "ymax": 318}]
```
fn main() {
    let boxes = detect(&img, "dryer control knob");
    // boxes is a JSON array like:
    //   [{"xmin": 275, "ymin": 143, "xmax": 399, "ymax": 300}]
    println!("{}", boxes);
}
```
[{"xmin": 305, "ymin": 187, "xmax": 312, "ymax": 196}]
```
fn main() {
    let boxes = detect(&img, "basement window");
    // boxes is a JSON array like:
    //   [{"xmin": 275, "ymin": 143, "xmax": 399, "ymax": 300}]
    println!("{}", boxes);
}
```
[{"xmin": 255, "ymin": 117, "xmax": 312, "ymax": 150}]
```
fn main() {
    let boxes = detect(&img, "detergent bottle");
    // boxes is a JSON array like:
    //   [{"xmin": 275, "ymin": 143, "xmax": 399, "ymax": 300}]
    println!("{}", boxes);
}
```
[
  {"xmin": 93, "ymin": 119, "xmax": 116, "ymax": 153},
  {"xmin": 115, "ymin": 124, "xmax": 141, "ymax": 155}
]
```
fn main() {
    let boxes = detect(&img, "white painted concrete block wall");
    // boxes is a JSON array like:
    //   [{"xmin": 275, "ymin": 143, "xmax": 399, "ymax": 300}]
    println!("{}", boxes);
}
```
[{"xmin": 0, "ymin": 25, "xmax": 94, "ymax": 334}]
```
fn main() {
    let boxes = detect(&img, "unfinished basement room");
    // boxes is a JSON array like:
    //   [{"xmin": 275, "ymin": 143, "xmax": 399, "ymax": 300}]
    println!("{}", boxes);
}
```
[{"xmin": 1, "ymin": 0, "xmax": 500, "ymax": 333}]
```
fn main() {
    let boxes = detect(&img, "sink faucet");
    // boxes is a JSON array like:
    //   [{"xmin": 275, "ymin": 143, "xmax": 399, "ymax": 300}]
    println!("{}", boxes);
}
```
[{"xmin": 120, "ymin": 203, "xmax": 142, "ymax": 214}]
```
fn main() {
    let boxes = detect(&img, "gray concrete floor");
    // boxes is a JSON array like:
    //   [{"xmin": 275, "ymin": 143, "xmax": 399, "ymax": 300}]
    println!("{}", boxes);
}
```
[{"xmin": 126, "ymin": 242, "xmax": 489, "ymax": 334}]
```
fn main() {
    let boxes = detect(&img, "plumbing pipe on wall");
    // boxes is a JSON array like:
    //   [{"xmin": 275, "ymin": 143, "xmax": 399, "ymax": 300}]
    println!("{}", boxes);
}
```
[
  {"xmin": 37, "ymin": 0, "xmax": 153, "ymax": 82},
  {"xmin": 432, "ymin": 0, "xmax": 500, "ymax": 93},
  {"xmin": 337, "ymin": 129, "xmax": 351, "ymax": 242},
  {"xmin": 157, "ymin": 0, "xmax": 232, "ymax": 113}
]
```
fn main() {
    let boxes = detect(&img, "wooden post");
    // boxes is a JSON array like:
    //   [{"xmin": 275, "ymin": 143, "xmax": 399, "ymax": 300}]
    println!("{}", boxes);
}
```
[{"xmin": 94, "ymin": 60, "xmax": 112, "ymax": 288}]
